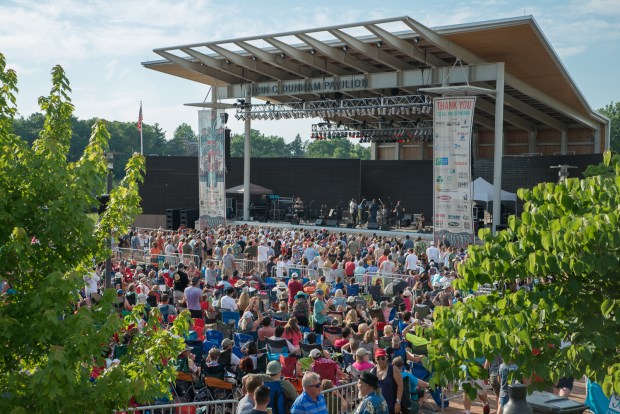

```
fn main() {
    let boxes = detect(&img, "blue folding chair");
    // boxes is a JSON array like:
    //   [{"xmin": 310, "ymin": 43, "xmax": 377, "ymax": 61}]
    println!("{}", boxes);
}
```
[
  {"xmin": 202, "ymin": 339, "xmax": 216, "ymax": 354},
  {"xmin": 346, "ymin": 284, "xmax": 360, "ymax": 297},
  {"xmin": 265, "ymin": 277, "xmax": 277, "ymax": 285},
  {"xmin": 266, "ymin": 338, "xmax": 289, "ymax": 362},
  {"xmin": 232, "ymin": 345, "xmax": 245, "ymax": 359},
  {"xmin": 221, "ymin": 311, "xmax": 240, "ymax": 329},
  {"xmin": 264, "ymin": 381, "xmax": 286, "ymax": 414},
  {"xmin": 234, "ymin": 333, "xmax": 254, "ymax": 348},
  {"xmin": 299, "ymin": 325, "xmax": 311, "ymax": 334},
  {"xmin": 206, "ymin": 329, "xmax": 224, "ymax": 347}
]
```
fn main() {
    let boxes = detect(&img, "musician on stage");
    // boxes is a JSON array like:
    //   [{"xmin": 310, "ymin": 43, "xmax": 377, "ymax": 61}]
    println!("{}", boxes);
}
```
[
  {"xmin": 416, "ymin": 213, "xmax": 426, "ymax": 230},
  {"xmin": 349, "ymin": 198, "xmax": 358, "ymax": 227},
  {"xmin": 393, "ymin": 200, "xmax": 405, "ymax": 228},
  {"xmin": 358, "ymin": 197, "xmax": 367, "ymax": 225},
  {"xmin": 368, "ymin": 199, "xmax": 379, "ymax": 225},
  {"xmin": 292, "ymin": 196, "xmax": 305, "ymax": 221}
]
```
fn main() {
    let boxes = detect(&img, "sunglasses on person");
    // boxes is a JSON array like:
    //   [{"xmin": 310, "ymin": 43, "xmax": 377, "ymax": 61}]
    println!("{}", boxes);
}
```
[
  {"xmin": 308, "ymin": 383, "xmax": 322, "ymax": 388},
  {"xmin": 376, "ymin": 356, "xmax": 387, "ymax": 361}
]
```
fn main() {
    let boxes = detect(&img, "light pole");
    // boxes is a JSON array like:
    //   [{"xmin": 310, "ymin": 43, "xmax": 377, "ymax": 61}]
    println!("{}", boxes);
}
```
[{"xmin": 104, "ymin": 152, "xmax": 114, "ymax": 289}]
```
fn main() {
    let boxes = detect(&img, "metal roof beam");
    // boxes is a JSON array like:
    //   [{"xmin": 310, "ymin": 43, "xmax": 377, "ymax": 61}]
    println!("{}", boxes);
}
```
[
  {"xmin": 154, "ymin": 50, "xmax": 237, "ymax": 84},
  {"xmin": 234, "ymin": 41, "xmax": 315, "ymax": 78},
  {"xmin": 216, "ymin": 62, "xmax": 500, "ymax": 99},
  {"xmin": 181, "ymin": 48, "xmax": 263, "ymax": 83},
  {"xmin": 263, "ymin": 37, "xmax": 350, "ymax": 76},
  {"xmin": 295, "ymin": 33, "xmax": 379, "ymax": 73},
  {"xmin": 401, "ymin": 17, "xmax": 597, "ymax": 130},
  {"xmin": 364, "ymin": 24, "xmax": 445, "ymax": 67},
  {"xmin": 477, "ymin": 98, "xmax": 536, "ymax": 132},
  {"xmin": 205, "ymin": 44, "xmax": 291, "ymax": 80},
  {"xmin": 474, "ymin": 113, "xmax": 495, "ymax": 130},
  {"xmin": 328, "ymin": 29, "xmax": 415, "ymax": 71},
  {"xmin": 477, "ymin": 82, "xmax": 566, "ymax": 131}
]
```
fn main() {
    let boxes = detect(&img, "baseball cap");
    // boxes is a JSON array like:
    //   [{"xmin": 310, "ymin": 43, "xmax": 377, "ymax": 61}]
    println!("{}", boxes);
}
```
[
  {"xmin": 266, "ymin": 360, "xmax": 283, "ymax": 375},
  {"xmin": 355, "ymin": 348, "xmax": 370, "ymax": 357},
  {"xmin": 374, "ymin": 348, "xmax": 387, "ymax": 358},
  {"xmin": 315, "ymin": 289, "xmax": 324, "ymax": 295},
  {"xmin": 221, "ymin": 338, "xmax": 234, "ymax": 348},
  {"xmin": 116, "ymin": 289, "xmax": 124, "ymax": 295},
  {"xmin": 309, "ymin": 349, "xmax": 322, "ymax": 358}
]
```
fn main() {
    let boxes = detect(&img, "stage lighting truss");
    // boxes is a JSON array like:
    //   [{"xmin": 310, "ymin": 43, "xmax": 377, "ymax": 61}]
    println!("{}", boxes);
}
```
[
  {"xmin": 233, "ymin": 94, "xmax": 433, "ymax": 121},
  {"xmin": 309, "ymin": 120, "xmax": 434, "ymax": 143}
]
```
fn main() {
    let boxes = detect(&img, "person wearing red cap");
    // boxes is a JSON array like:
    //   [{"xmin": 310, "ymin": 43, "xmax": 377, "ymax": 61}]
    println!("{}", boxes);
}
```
[{"xmin": 371, "ymin": 348, "xmax": 403, "ymax": 414}]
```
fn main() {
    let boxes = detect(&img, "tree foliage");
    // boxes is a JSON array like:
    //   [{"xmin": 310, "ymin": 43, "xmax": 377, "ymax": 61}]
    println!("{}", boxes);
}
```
[
  {"xmin": 230, "ymin": 129, "xmax": 370, "ymax": 159},
  {"xmin": 598, "ymin": 101, "xmax": 620, "ymax": 152},
  {"xmin": 428, "ymin": 149, "xmax": 620, "ymax": 399},
  {"xmin": 305, "ymin": 137, "xmax": 370, "ymax": 159},
  {"xmin": 0, "ymin": 53, "xmax": 189, "ymax": 413}
]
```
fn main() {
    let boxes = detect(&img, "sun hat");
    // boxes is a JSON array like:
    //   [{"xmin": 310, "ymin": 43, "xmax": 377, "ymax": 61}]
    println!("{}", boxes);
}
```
[
  {"xmin": 355, "ymin": 348, "xmax": 370, "ymax": 358},
  {"xmin": 359, "ymin": 371, "xmax": 379, "ymax": 388}
]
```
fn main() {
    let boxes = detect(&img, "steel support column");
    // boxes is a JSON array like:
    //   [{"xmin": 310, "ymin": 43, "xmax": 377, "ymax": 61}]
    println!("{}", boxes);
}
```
[
  {"xmin": 492, "ymin": 63, "xmax": 505, "ymax": 235},
  {"xmin": 243, "ymin": 94, "xmax": 251, "ymax": 221},
  {"xmin": 560, "ymin": 130, "xmax": 568, "ymax": 155},
  {"xmin": 528, "ymin": 130, "xmax": 537, "ymax": 153}
]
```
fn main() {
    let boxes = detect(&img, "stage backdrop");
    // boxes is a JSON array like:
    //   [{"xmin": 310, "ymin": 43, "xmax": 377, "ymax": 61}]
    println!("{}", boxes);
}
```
[
  {"xmin": 433, "ymin": 97, "xmax": 476, "ymax": 248},
  {"xmin": 198, "ymin": 110, "xmax": 226, "ymax": 228}
]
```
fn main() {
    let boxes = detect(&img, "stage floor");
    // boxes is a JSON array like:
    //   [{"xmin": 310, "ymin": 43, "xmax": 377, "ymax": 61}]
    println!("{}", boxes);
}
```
[{"xmin": 230, "ymin": 219, "xmax": 434, "ymax": 240}]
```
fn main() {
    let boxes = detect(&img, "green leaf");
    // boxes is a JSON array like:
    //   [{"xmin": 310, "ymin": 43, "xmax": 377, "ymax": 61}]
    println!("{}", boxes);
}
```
[{"xmin": 601, "ymin": 299, "xmax": 615, "ymax": 317}]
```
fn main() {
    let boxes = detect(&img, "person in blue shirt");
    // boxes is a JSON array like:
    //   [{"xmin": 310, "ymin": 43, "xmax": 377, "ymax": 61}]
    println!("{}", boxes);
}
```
[
  {"xmin": 354, "ymin": 371, "xmax": 389, "ymax": 414},
  {"xmin": 291, "ymin": 372, "xmax": 328, "ymax": 414},
  {"xmin": 393, "ymin": 357, "xmax": 428, "ymax": 414}
]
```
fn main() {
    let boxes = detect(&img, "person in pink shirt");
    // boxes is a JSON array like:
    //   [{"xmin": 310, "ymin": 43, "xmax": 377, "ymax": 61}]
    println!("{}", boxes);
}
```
[
  {"xmin": 287, "ymin": 273, "xmax": 304, "ymax": 307},
  {"xmin": 402, "ymin": 289, "xmax": 413, "ymax": 312},
  {"xmin": 352, "ymin": 348, "xmax": 375, "ymax": 372},
  {"xmin": 283, "ymin": 317, "xmax": 303, "ymax": 347}
]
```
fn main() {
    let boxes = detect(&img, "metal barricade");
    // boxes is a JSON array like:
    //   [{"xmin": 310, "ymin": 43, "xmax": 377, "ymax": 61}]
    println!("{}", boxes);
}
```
[
  {"xmin": 113, "ymin": 247, "xmax": 149, "ymax": 264},
  {"xmin": 233, "ymin": 259, "xmax": 262, "ymax": 275},
  {"xmin": 321, "ymin": 381, "xmax": 361, "ymax": 414},
  {"xmin": 124, "ymin": 398, "xmax": 238, "ymax": 414}
]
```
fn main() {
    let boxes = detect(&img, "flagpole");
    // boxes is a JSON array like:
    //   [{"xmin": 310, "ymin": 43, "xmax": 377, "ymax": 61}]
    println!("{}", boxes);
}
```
[{"xmin": 140, "ymin": 101, "xmax": 143, "ymax": 155}]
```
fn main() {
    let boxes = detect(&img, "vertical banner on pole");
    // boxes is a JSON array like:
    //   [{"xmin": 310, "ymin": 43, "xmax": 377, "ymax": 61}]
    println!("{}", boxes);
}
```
[
  {"xmin": 433, "ymin": 97, "xmax": 476, "ymax": 248},
  {"xmin": 198, "ymin": 110, "xmax": 226, "ymax": 229}
]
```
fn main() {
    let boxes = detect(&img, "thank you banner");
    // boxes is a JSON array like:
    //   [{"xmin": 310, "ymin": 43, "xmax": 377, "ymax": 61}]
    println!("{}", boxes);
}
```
[
  {"xmin": 198, "ymin": 110, "xmax": 226, "ymax": 229},
  {"xmin": 433, "ymin": 97, "xmax": 476, "ymax": 248}
]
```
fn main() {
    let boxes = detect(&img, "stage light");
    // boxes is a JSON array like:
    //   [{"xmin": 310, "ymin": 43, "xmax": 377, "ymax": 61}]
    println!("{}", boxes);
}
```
[{"xmin": 375, "ymin": 40, "xmax": 383, "ymax": 48}]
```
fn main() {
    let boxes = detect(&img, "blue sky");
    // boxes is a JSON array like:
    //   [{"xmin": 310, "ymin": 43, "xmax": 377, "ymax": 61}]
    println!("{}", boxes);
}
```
[{"xmin": 1, "ymin": 0, "xmax": 619, "ymax": 142}]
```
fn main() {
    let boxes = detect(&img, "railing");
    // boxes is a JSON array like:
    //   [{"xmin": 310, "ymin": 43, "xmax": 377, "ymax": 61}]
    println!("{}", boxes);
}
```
[
  {"xmin": 321, "ymin": 381, "xmax": 362, "ymax": 414},
  {"xmin": 122, "ymin": 398, "xmax": 237, "ymax": 414},
  {"xmin": 113, "ymin": 248, "xmax": 201, "ymax": 268}
]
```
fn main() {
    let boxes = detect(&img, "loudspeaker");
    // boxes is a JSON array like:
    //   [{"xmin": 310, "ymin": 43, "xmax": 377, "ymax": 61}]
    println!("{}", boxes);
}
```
[
  {"xmin": 380, "ymin": 225, "xmax": 391, "ymax": 231},
  {"xmin": 401, "ymin": 219, "xmax": 412, "ymax": 227},
  {"xmin": 166, "ymin": 208, "xmax": 181, "ymax": 230},
  {"xmin": 224, "ymin": 128, "xmax": 232, "ymax": 173},
  {"xmin": 180, "ymin": 208, "xmax": 199, "ymax": 227},
  {"xmin": 346, "ymin": 223, "xmax": 354, "ymax": 228},
  {"xmin": 326, "ymin": 219, "xmax": 338, "ymax": 227},
  {"xmin": 290, "ymin": 218, "xmax": 299, "ymax": 225},
  {"xmin": 315, "ymin": 219, "xmax": 325, "ymax": 226},
  {"xmin": 367, "ymin": 222, "xmax": 379, "ymax": 230}
]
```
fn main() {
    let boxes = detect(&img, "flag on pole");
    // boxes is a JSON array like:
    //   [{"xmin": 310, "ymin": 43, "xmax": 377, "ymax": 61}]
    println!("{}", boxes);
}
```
[{"xmin": 137, "ymin": 102, "xmax": 143, "ymax": 131}]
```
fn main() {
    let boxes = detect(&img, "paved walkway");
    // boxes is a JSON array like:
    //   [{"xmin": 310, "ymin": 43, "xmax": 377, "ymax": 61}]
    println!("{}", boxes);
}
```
[{"xmin": 419, "ymin": 378, "xmax": 588, "ymax": 413}]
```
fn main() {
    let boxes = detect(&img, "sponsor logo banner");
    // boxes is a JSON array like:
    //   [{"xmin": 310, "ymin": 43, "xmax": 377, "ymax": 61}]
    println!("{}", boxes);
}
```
[
  {"xmin": 433, "ymin": 97, "xmax": 476, "ymax": 247},
  {"xmin": 198, "ymin": 110, "xmax": 226, "ymax": 229}
]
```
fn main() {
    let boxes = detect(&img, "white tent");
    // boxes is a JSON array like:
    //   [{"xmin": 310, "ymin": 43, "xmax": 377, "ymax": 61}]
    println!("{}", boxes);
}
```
[
  {"xmin": 225, "ymin": 183, "xmax": 273, "ymax": 195},
  {"xmin": 471, "ymin": 177, "xmax": 518, "ymax": 214}
]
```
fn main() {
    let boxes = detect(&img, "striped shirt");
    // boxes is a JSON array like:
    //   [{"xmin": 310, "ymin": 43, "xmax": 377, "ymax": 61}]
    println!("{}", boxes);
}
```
[{"xmin": 291, "ymin": 391, "xmax": 328, "ymax": 414}]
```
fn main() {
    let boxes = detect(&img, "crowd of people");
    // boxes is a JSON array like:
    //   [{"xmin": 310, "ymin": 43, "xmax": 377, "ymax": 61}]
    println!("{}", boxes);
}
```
[{"xmin": 78, "ymin": 224, "xmax": 544, "ymax": 414}]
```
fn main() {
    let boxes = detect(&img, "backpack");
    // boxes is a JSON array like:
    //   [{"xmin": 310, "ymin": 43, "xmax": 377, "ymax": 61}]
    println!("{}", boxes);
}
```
[{"xmin": 292, "ymin": 298, "xmax": 309, "ymax": 319}]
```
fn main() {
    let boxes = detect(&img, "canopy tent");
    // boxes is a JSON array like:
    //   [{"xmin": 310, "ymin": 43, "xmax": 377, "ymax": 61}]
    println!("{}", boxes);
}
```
[
  {"xmin": 471, "ymin": 177, "xmax": 518, "ymax": 215},
  {"xmin": 471, "ymin": 177, "xmax": 516, "ymax": 203},
  {"xmin": 225, "ymin": 183, "xmax": 273, "ymax": 195}
]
